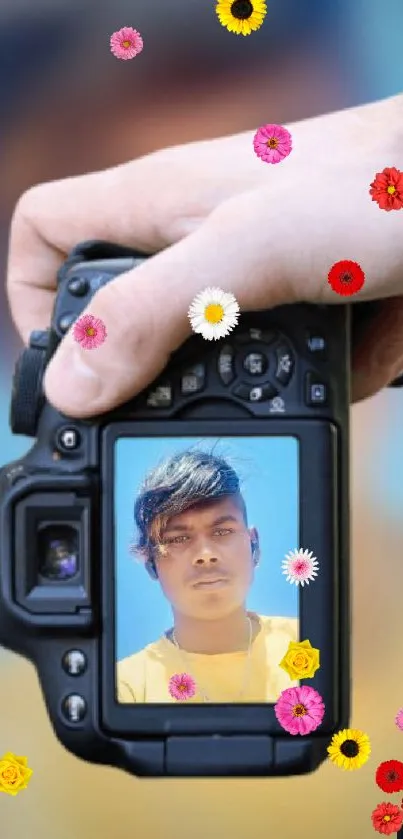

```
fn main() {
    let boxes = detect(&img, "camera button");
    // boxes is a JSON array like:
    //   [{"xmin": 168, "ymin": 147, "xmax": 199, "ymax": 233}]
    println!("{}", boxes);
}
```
[
  {"xmin": 218, "ymin": 345, "xmax": 235, "ymax": 385},
  {"xmin": 58, "ymin": 313, "xmax": 77, "ymax": 333},
  {"xmin": 61, "ymin": 694, "xmax": 87, "ymax": 724},
  {"xmin": 5, "ymin": 464, "xmax": 27, "ymax": 485},
  {"xmin": 56, "ymin": 427, "xmax": 82, "ymax": 452},
  {"xmin": 305, "ymin": 372, "xmax": 328, "ymax": 406},
  {"xmin": 232, "ymin": 382, "xmax": 277, "ymax": 403},
  {"xmin": 242, "ymin": 352, "xmax": 268, "ymax": 377},
  {"xmin": 29, "ymin": 330, "xmax": 50, "ymax": 349},
  {"xmin": 146, "ymin": 383, "xmax": 173, "ymax": 408},
  {"xmin": 274, "ymin": 345, "xmax": 294, "ymax": 385},
  {"xmin": 306, "ymin": 333, "xmax": 327, "ymax": 357},
  {"xmin": 181, "ymin": 364, "xmax": 206, "ymax": 395},
  {"xmin": 62, "ymin": 650, "xmax": 87, "ymax": 677},
  {"xmin": 67, "ymin": 277, "xmax": 90, "ymax": 297},
  {"xmin": 234, "ymin": 328, "xmax": 277, "ymax": 345}
]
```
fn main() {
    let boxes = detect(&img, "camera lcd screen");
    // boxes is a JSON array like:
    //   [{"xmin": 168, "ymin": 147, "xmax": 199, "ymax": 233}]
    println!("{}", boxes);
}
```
[{"xmin": 114, "ymin": 436, "xmax": 300, "ymax": 705}]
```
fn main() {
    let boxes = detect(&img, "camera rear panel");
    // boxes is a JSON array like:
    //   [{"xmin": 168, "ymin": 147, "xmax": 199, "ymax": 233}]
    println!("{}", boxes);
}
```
[
  {"xmin": 0, "ymin": 245, "xmax": 351, "ymax": 777},
  {"xmin": 52, "ymin": 252, "xmax": 351, "ymax": 426}
]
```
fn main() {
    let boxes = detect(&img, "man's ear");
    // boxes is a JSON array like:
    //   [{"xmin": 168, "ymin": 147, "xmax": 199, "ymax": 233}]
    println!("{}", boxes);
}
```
[
  {"xmin": 249, "ymin": 527, "xmax": 260, "ymax": 566},
  {"xmin": 145, "ymin": 558, "xmax": 159, "ymax": 580}
]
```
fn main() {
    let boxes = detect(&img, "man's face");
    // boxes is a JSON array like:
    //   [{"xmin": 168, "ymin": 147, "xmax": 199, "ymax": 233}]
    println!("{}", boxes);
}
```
[{"xmin": 154, "ymin": 496, "xmax": 258, "ymax": 621}]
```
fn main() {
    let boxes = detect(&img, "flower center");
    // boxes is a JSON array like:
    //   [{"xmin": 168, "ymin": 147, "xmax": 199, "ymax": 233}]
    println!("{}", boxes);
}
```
[
  {"xmin": 267, "ymin": 137, "xmax": 278, "ymax": 149},
  {"xmin": 387, "ymin": 771, "xmax": 398, "ymax": 781},
  {"xmin": 2, "ymin": 768, "xmax": 17, "ymax": 781},
  {"xmin": 293, "ymin": 654, "xmax": 307, "ymax": 667},
  {"xmin": 204, "ymin": 303, "xmax": 224, "ymax": 324},
  {"xmin": 340, "ymin": 272, "xmax": 353, "ymax": 284},
  {"xmin": 295, "ymin": 560, "xmax": 308, "ymax": 574},
  {"xmin": 339, "ymin": 739, "xmax": 359, "ymax": 758},
  {"xmin": 230, "ymin": 0, "xmax": 254, "ymax": 20},
  {"xmin": 86, "ymin": 327, "xmax": 96, "ymax": 336},
  {"xmin": 387, "ymin": 185, "xmax": 396, "ymax": 194},
  {"xmin": 122, "ymin": 40, "xmax": 131, "ymax": 47},
  {"xmin": 292, "ymin": 703, "xmax": 307, "ymax": 717},
  {"xmin": 383, "ymin": 815, "xmax": 391, "ymax": 823}
]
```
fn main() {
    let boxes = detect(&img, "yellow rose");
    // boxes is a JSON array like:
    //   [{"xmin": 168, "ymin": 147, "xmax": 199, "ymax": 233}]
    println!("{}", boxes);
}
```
[
  {"xmin": 0, "ymin": 752, "xmax": 33, "ymax": 796},
  {"xmin": 279, "ymin": 639, "xmax": 320, "ymax": 680}
]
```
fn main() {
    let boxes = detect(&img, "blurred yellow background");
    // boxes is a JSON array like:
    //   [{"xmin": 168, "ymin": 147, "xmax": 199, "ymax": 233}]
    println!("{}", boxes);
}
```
[{"xmin": 0, "ymin": 1, "xmax": 403, "ymax": 837}]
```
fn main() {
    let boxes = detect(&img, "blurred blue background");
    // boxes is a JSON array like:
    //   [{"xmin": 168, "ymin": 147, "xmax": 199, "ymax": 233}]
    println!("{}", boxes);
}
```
[
  {"xmin": 115, "ymin": 435, "xmax": 299, "ymax": 658},
  {"xmin": 1, "ymin": 1, "xmax": 403, "ymax": 838}
]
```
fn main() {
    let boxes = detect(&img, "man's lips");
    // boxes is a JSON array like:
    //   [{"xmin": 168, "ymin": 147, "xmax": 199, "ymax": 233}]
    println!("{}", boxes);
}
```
[{"xmin": 191, "ymin": 576, "xmax": 230, "ymax": 589}]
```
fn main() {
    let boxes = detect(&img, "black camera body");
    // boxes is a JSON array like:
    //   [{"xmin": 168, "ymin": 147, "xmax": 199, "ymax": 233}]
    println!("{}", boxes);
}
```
[{"xmin": 0, "ymin": 241, "xmax": 351, "ymax": 777}]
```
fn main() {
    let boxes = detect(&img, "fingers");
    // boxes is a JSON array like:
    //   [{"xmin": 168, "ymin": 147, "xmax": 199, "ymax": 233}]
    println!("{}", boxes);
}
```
[
  {"xmin": 43, "ymin": 190, "xmax": 298, "ymax": 418},
  {"xmin": 43, "ymin": 179, "xmax": 403, "ymax": 418},
  {"xmin": 351, "ymin": 297, "xmax": 403, "ymax": 402},
  {"xmin": 6, "ymin": 151, "xmax": 227, "ymax": 344}
]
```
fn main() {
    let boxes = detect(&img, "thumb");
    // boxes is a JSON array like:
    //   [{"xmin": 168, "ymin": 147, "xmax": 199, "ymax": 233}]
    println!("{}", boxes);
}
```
[
  {"xmin": 44, "ymin": 189, "xmax": 298, "ymax": 418},
  {"xmin": 43, "ymin": 163, "xmax": 403, "ymax": 417}
]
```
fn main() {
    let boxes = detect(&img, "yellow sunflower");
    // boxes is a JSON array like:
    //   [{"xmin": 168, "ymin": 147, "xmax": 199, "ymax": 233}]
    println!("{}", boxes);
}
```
[
  {"xmin": 215, "ymin": 0, "xmax": 267, "ymax": 36},
  {"xmin": 327, "ymin": 728, "xmax": 371, "ymax": 771}
]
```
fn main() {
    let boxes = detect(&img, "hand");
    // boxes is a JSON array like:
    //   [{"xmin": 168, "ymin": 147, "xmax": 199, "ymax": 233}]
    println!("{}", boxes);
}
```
[{"xmin": 6, "ymin": 93, "xmax": 403, "ymax": 417}]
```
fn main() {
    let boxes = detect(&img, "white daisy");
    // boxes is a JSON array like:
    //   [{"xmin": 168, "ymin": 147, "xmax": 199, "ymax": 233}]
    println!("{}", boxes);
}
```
[
  {"xmin": 188, "ymin": 286, "xmax": 240, "ymax": 341},
  {"xmin": 281, "ymin": 548, "xmax": 319, "ymax": 587}
]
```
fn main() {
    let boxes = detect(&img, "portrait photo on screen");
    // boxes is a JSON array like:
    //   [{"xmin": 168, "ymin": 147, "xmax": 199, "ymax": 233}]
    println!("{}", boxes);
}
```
[{"xmin": 114, "ymin": 436, "xmax": 300, "ymax": 704}]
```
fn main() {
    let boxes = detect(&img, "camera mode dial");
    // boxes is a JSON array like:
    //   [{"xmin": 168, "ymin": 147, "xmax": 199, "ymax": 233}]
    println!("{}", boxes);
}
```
[{"xmin": 10, "ymin": 330, "xmax": 49, "ymax": 437}]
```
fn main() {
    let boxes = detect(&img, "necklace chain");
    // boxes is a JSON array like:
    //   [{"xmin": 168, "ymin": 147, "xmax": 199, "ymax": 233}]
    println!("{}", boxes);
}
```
[{"xmin": 171, "ymin": 616, "xmax": 253, "ymax": 703}]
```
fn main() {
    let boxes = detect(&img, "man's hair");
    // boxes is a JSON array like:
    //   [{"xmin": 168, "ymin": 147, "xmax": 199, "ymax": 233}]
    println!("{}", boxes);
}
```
[{"xmin": 132, "ymin": 449, "xmax": 247, "ymax": 563}]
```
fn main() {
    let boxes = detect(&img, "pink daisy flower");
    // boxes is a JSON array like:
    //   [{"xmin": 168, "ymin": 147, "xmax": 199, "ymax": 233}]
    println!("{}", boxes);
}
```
[
  {"xmin": 253, "ymin": 123, "xmax": 292, "ymax": 164},
  {"xmin": 72, "ymin": 314, "xmax": 107, "ymax": 349},
  {"xmin": 168, "ymin": 673, "xmax": 196, "ymax": 701},
  {"xmin": 395, "ymin": 708, "xmax": 403, "ymax": 732},
  {"xmin": 282, "ymin": 548, "xmax": 319, "ymax": 587},
  {"xmin": 275, "ymin": 686, "xmax": 325, "ymax": 735},
  {"xmin": 110, "ymin": 27, "xmax": 144, "ymax": 60}
]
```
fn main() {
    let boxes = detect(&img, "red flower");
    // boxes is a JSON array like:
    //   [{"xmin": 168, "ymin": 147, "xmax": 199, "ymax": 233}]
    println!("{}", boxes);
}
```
[
  {"xmin": 369, "ymin": 166, "xmax": 403, "ymax": 211},
  {"xmin": 327, "ymin": 260, "xmax": 365, "ymax": 297},
  {"xmin": 375, "ymin": 760, "xmax": 403, "ymax": 793},
  {"xmin": 371, "ymin": 802, "xmax": 403, "ymax": 835}
]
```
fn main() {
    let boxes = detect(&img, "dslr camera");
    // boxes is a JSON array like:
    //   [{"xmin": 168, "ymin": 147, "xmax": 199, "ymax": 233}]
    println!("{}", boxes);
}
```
[{"xmin": 0, "ymin": 241, "xmax": 351, "ymax": 777}]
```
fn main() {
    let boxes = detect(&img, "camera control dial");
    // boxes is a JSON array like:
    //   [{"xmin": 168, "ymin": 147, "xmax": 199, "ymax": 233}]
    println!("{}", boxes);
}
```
[{"xmin": 10, "ymin": 330, "xmax": 49, "ymax": 437}]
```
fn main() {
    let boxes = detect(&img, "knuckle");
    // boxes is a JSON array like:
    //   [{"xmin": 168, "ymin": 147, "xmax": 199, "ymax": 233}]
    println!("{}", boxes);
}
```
[
  {"xmin": 9, "ymin": 183, "xmax": 54, "ymax": 251},
  {"xmin": 11, "ymin": 184, "xmax": 48, "ymax": 226}
]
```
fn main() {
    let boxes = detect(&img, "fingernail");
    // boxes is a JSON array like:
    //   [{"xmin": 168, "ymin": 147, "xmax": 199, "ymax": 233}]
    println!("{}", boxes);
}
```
[{"xmin": 45, "ymin": 345, "xmax": 103, "ymax": 414}]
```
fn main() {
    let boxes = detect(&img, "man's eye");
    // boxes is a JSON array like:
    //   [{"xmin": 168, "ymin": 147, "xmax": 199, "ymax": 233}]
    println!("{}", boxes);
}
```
[
  {"xmin": 163, "ymin": 535, "xmax": 188, "ymax": 545},
  {"xmin": 215, "ymin": 528, "xmax": 233, "ymax": 536}
]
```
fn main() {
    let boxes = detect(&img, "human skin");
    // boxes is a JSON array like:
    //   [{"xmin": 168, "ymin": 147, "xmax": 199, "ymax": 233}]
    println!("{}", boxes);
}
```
[
  {"xmin": 6, "ymin": 92, "xmax": 403, "ymax": 417},
  {"xmin": 153, "ymin": 496, "xmax": 259, "ymax": 654}
]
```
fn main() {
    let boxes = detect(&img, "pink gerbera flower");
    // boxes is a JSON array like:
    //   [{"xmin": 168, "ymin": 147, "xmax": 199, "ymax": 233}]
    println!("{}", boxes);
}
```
[
  {"xmin": 395, "ymin": 708, "xmax": 403, "ymax": 732},
  {"xmin": 282, "ymin": 548, "xmax": 319, "ymax": 587},
  {"xmin": 253, "ymin": 123, "xmax": 292, "ymax": 164},
  {"xmin": 72, "ymin": 314, "xmax": 107, "ymax": 349},
  {"xmin": 110, "ymin": 27, "xmax": 144, "ymax": 60},
  {"xmin": 168, "ymin": 673, "xmax": 196, "ymax": 701},
  {"xmin": 275, "ymin": 686, "xmax": 325, "ymax": 735}
]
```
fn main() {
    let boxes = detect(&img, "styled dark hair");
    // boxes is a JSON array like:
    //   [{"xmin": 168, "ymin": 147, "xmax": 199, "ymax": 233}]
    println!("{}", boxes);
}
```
[{"xmin": 132, "ymin": 449, "xmax": 247, "ymax": 565}]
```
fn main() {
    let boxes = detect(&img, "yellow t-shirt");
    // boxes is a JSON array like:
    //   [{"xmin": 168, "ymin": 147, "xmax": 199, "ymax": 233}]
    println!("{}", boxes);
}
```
[{"xmin": 116, "ymin": 614, "xmax": 299, "ymax": 703}]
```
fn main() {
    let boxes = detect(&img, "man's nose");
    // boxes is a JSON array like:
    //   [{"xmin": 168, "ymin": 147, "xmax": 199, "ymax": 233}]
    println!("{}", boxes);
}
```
[{"xmin": 192, "ymin": 544, "xmax": 219, "ymax": 566}]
